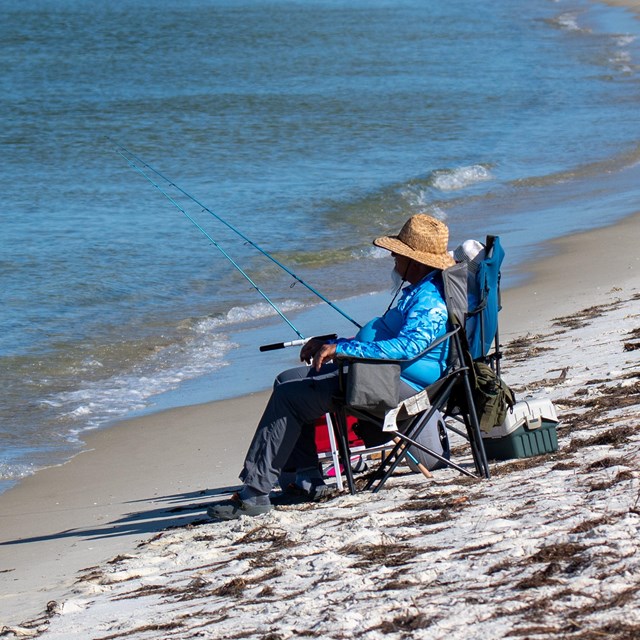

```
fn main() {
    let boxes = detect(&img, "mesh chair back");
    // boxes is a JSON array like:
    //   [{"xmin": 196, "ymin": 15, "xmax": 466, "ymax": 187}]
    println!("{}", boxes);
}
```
[{"xmin": 442, "ymin": 262, "xmax": 469, "ymax": 330}]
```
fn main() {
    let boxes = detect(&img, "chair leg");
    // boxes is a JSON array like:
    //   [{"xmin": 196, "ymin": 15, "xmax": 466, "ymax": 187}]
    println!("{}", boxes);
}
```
[
  {"xmin": 395, "ymin": 432, "xmax": 476, "ymax": 478},
  {"xmin": 364, "ymin": 439, "xmax": 403, "ymax": 491},
  {"xmin": 323, "ymin": 413, "xmax": 344, "ymax": 492},
  {"xmin": 452, "ymin": 329, "xmax": 491, "ymax": 479},
  {"xmin": 461, "ymin": 372, "xmax": 491, "ymax": 479},
  {"xmin": 367, "ymin": 386, "xmax": 456, "ymax": 493},
  {"xmin": 330, "ymin": 409, "xmax": 357, "ymax": 494},
  {"xmin": 366, "ymin": 369, "xmax": 493, "ymax": 491}
]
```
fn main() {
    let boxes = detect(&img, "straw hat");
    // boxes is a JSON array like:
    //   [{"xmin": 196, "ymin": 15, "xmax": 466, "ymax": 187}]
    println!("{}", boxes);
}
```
[{"xmin": 373, "ymin": 214, "xmax": 455, "ymax": 271}]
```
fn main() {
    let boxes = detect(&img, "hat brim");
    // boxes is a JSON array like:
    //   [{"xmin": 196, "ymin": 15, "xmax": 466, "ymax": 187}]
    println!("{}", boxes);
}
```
[{"xmin": 374, "ymin": 235, "xmax": 455, "ymax": 271}]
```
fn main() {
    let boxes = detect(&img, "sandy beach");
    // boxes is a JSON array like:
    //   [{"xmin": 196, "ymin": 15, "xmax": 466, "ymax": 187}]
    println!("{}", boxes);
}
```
[{"xmin": 0, "ymin": 209, "xmax": 638, "ymax": 638}]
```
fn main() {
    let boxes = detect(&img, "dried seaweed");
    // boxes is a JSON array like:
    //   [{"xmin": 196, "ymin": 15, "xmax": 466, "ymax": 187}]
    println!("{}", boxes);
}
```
[
  {"xmin": 213, "ymin": 577, "xmax": 247, "ymax": 597},
  {"xmin": 527, "ymin": 542, "xmax": 587, "ymax": 565},
  {"xmin": 374, "ymin": 612, "xmax": 432, "ymax": 634},
  {"xmin": 340, "ymin": 542, "xmax": 418, "ymax": 568},
  {"xmin": 586, "ymin": 456, "xmax": 626, "ymax": 470},
  {"xmin": 515, "ymin": 562, "xmax": 561, "ymax": 590},
  {"xmin": 565, "ymin": 425, "xmax": 637, "ymax": 453},
  {"xmin": 570, "ymin": 515, "xmax": 612, "ymax": 533}
]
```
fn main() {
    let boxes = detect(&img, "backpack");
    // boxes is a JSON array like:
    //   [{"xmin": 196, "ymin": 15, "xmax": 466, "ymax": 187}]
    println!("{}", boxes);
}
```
[{"xmin": 471, "ymin": 361, "xmax": 516, "ymax": 433}]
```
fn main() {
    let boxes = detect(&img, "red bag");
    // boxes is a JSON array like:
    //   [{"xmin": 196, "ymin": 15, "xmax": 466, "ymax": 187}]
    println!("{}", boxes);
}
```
[{"xmin": 314, "ymin": 414, "xmax": 363, "ymax": 453}]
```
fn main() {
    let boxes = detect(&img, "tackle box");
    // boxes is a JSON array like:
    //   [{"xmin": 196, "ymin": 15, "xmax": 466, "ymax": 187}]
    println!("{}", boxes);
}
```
[{"xmin": 482, "ymin": 398, "xmax": 559, "ymax": 460}]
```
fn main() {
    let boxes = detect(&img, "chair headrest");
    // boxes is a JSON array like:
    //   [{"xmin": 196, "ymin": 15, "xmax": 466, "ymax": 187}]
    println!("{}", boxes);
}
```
[{"xmin": 451, "ymin": 239, "xmax": 486, "ymax": 274}]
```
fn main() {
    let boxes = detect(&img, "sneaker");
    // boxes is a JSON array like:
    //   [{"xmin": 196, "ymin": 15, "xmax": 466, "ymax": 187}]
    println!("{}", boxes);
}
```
[{"xmin": 207, "ymin": 492, "xmax": 272, "ymax": 521}]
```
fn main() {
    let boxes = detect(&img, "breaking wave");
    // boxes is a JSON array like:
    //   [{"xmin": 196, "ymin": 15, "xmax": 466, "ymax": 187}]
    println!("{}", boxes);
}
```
[
  {"xmin": 48, "ymin": 299, "xmax": 310, "ymax": 438},
  {"xmin": 546, "ymin": 12, "xmax": 590, "ymax": 34},
  {"xmin": 428, "ymin": 165, "xmax": 493, "ymax": 192},
  {"xmin": 0, "ymin": 460, "xmax": 34, "ymax": 482}
]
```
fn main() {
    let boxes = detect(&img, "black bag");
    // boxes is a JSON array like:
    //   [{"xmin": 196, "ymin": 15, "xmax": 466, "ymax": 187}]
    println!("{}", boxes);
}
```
[
  {"xmin": 353, "ymin": 418, "xmax": 395, "ymax": 447},
  {"xmin": 471, "ymin": 361, "xmax": 516, "ymax": 431},
  {"xmin": 345, "ymin": 361, "xmax": 401, "ymax": 416}
]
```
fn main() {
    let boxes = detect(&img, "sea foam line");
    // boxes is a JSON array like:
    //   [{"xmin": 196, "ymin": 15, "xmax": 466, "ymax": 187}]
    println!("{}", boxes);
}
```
[
  {"xmin": 49, "ymin": 298, "xmax": 311, "ymax": 435},
  {"xmin": 429, "ymin": 164, "xmax": 493, "ymax": 192}
]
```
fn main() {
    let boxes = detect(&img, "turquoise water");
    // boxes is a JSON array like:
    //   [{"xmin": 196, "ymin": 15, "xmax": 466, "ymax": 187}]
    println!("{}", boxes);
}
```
[{"xmin": 2, "ymin": 0, "xmax": 640, "ymax": 490}]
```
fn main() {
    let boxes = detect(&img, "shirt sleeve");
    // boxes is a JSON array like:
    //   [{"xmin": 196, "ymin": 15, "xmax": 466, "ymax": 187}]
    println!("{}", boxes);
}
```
[{"xmin": 334, "ymin": 280, "xmax": 448, "ymax": 361}]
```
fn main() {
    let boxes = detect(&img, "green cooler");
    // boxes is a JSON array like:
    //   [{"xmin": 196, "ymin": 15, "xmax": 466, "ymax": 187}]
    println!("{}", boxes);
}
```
[{"xmin": 482, "ymin": 398, "xmax": 559, "ymax": 461}]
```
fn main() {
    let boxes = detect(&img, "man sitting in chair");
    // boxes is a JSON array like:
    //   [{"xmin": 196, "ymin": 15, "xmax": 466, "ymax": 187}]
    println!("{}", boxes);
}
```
[{"xmin": 208, "ymin": 214, "xmax": 455, "ymax": 520}]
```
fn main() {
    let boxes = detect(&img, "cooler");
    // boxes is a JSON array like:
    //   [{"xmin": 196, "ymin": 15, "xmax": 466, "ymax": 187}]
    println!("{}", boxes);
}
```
[{"xmin": 482, "ymin": 398, "xmax": 559, "ymax": 460}]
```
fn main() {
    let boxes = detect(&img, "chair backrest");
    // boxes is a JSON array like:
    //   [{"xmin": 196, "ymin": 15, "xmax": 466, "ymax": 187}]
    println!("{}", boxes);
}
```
[
  {"xmin": 442, "ymin": 261, "xmax": 469, "ymax": 330},
  {"xmin": 462, "ymin": 235, "xmax": 504, "ymax": 361}
]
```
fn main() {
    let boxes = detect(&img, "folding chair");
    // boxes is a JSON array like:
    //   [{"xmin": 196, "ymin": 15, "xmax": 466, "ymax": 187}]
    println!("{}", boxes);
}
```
[{"xmin": 329, "ymin": 256, "xmax": 498, "ymax": 494}]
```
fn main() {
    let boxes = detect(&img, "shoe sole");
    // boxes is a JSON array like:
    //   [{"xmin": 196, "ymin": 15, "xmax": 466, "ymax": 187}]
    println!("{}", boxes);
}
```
[{"xmin": 207, "ymin": 503, "xmax": 272, "ymax": 520}]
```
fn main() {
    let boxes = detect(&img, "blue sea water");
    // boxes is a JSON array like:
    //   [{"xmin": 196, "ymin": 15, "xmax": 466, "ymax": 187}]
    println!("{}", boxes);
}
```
[{"xmin": 1, "ymin": 0, "xmax": 640, "ymax": 492}]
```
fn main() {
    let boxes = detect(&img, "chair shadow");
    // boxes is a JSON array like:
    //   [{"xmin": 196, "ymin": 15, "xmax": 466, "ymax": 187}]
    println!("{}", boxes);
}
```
[{"xmin": 0, "ymin": 484, "xmax": 242, "ymax": 547}]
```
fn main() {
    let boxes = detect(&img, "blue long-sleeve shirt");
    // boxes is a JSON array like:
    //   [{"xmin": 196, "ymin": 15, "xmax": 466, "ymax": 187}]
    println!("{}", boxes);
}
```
[{"xmin": 334, "ymin": 271, "xmax": 450, "ymax": 389}]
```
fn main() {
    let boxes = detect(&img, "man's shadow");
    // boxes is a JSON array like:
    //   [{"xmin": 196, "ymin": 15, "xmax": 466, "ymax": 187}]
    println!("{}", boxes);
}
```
[{"xmin": 0, "ymin": 485, "xmax": 241, "ymax": 547}]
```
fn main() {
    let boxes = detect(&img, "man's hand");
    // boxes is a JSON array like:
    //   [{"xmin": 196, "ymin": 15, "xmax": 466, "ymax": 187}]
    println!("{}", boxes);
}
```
[
  {"xmin": 300, "ymin": 338, "xmax": 322, "ymax": 364},
  {"xmin": 311, "ymin": 342, "xmax": 337, "ymax": 371},
  {"xmin": 300, "ymin": 339, "xmax": 337, "ymax": 371}
]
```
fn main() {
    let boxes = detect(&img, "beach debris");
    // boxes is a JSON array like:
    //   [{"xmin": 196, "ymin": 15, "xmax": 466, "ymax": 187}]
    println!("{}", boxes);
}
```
[
  {"xmin": 0, "ymin": 626, "xmax": 40, "ymax": 638},
  {"xmin": 13, "ymin": 288, "xmax": 640, "ymax": 640}
]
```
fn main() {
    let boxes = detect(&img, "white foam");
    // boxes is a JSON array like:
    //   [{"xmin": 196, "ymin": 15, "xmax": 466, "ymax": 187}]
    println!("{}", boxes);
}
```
[
  {"xmin": 48, "ymin": 331, "xmax": 238, "ymax": 439},
  {"xmin": 196, "ymin": 300, "xmax": 307, "ymax": 330},
  {"xmin": 401, "ymin": 185, "xmax": 432, "ymax": 207},
  {"xmin": 615, "ymin": 35, "xmax": 636, "ymax": 47},
  {"xmin": 360, "ymin": 246, "xmax": 390, "ymax": 260},
  {"xmin": 609, "ymin": 48, "xmax": 634, "ymax": 73},
  {"xmin": 0, "ymin": 460, "xmax": 35, "ymax": 481},
  {"xmin": 552, "ymin": 12, "xmax": 589, "ymax": 33},
  {"xmin": 400, "ymin": 181, "xmax": 453, "ymax": 209},
  {"xmin": 52, "ymin": 298, "xmax": 315, "ymax": 431},
  {"xmin": 429, "ymin": 165, "xmax": 492, "ymax": 192}
]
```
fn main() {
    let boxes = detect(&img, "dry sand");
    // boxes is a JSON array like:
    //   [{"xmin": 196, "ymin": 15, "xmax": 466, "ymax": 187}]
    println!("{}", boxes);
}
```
[{"xmin": 0, "ymin": 212, "xmax": 638, "ymax": 636}]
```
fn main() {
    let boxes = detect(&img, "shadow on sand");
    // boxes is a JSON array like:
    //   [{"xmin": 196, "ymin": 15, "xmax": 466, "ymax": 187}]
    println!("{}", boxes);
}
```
[{"xmin": 0, "ymin": 485, "xmax": 242, "ymax": 547}]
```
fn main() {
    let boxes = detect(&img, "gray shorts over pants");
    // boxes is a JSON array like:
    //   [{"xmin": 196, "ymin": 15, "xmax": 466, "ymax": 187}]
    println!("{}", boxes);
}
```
[{"xmin": 240, "ymin": 363, "xmax": 417, "ymax": 495}]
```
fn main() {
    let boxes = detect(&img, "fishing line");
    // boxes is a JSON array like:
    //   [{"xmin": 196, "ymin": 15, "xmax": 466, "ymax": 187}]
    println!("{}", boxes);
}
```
[
  {"xmin": 115, "ymin": 144, "xmax": 362, "ymax": 330},
  {"xmin": 385, "ymin": 259, "xmax": 409, "ymax": 313},
  {"xmin": 117, "ymin": 150, "xmax": 305, "ymax": 340}
]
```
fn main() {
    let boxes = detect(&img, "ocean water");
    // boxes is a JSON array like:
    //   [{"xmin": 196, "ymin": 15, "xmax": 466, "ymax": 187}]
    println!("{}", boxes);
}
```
[{"xmin": 2, "ymin": 0, "xmax": 640, "ymax": 492}]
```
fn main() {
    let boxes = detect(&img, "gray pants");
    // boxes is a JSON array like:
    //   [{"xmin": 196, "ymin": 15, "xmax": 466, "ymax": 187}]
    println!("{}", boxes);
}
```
[{"xmin": 240, "ymin": 363, "xmax": 417, "ymax": 494}]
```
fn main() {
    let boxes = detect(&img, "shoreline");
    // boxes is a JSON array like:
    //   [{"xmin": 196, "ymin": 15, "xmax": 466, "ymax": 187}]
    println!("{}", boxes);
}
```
[
  {"xmin": 0, "ymin": 210, "xmax": 638, "ymax": 628},
  {"xmin": 602, "ymin": 0, "xmax": 640, "ymax": 15}
]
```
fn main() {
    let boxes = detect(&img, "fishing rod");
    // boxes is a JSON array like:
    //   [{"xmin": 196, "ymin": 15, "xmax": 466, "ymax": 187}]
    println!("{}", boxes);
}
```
[
  {"xmin": 115, "ymin": 143, "xmax": 362, "ymax": 331},
  {"xmin": 117, "ymin": 149, "xmax": 307, "ymax": 340}
]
